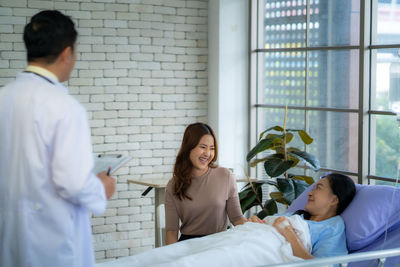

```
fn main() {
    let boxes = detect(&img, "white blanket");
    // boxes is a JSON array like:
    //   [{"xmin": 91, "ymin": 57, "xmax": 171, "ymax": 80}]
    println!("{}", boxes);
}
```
[{"xmin": 96, "ymin": 215, "xmax": 311, "ymax": 267}]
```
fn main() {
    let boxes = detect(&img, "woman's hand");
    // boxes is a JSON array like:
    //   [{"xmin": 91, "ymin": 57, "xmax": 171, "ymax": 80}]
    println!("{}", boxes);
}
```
[
  {"xmin": 248, "ymin": 215, "xmax": 265, "ymax": 224},
  {"xmin": 272, "ymin": 216, "xmax": 294, "ymax": 236},
  {"xmin": 272, "ymin": 217, "xmax": 313, "ymax": 259}
]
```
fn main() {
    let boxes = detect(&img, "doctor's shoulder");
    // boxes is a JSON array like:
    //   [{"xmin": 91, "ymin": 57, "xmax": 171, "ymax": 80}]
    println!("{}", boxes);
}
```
[{"xmin": 38, "ymin": 83, "xmax": 87, "ymax": 118}]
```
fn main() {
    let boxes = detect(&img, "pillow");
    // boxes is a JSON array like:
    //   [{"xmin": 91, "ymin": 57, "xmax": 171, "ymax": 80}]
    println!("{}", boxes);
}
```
[{"xmin": 287, "ymin": 182, "xmax": 400, "ymax": 252}]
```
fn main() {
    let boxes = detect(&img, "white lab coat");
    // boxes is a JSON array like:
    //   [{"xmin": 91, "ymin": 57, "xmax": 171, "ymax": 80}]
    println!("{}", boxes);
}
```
[{"xmin": 0, "ymin": 72, "xmax": 107, "ymax": 267}]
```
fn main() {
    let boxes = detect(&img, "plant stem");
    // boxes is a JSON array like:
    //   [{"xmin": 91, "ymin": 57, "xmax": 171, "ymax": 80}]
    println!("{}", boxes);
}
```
[
  {"xmin": 283, "ymin": 104, "xmax": 288, "ymax": 179},
  {"xmin": 245, "ymin": 170, "xmax": 264, "ymax": 210}
]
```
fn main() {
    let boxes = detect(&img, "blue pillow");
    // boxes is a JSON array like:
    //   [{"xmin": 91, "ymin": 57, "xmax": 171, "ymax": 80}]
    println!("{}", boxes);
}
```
[{"xmin": 287, "ymin": 183, "xmax": 400, "ymax": 251}]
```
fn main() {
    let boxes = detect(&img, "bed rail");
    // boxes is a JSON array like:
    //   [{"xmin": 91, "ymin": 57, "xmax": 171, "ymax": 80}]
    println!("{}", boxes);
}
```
[{"xmin": 262, "ymin": 248, "xmax": 400, "ymax": 267}]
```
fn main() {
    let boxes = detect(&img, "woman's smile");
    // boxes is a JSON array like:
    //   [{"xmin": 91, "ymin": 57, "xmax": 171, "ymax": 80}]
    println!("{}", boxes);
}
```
[{"xmin": 198, "ymin": 156, "xmax": 209, "ymax": 164}]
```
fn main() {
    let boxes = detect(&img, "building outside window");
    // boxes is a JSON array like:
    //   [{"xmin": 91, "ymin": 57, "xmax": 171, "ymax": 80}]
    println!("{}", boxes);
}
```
[{"xmin": 250, "ymin": 0, "xmax": 400, "ymax": 186}]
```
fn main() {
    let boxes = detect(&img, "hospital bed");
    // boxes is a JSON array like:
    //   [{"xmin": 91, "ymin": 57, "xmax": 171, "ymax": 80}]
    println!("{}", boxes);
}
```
[
  {"xmin": 277, "ymin": 183, "xmax": 400, "ymax": 267},
  {"xmin": 96, "ymin": 183, "xmax": 400, "ymax": 267}
]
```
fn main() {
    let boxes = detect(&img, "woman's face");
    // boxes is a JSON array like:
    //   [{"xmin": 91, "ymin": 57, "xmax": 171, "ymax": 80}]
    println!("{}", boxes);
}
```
[
  {"xmin": 189, "ymin": 134, "xmax": 215, "ymax": 175},
  {"xmin": 305, "ymin": 177, "xmax": 338, "ymax": 217}
]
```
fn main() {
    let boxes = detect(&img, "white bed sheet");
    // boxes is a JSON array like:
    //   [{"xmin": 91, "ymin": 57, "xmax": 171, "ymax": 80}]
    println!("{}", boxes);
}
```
[{"xmin": 96, "ymin": 215, "xmax": 310, "ymax": 267}]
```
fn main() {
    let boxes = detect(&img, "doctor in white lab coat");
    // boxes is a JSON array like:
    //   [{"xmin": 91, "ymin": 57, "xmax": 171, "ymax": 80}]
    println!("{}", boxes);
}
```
[{"xmin": 0, "ymin": 10, "xmax": 116, "ymax": 267}]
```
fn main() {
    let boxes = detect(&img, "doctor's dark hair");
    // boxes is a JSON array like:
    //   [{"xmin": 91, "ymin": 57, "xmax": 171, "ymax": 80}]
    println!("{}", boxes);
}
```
[
  {"xmin": 295, "ymin": 173, "xmax": 356, "ymax": 219},
  {"xmin": 23, "ymin": 10, "xmax": 77, "ymax": 63},
  {"xmin": 173, "ymin": 123, "xmax": 218, "ymax": 201}
]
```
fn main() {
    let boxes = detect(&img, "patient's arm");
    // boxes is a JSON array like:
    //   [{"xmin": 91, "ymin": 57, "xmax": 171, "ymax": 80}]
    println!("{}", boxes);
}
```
[
  {"xmin": 166, "ymin": 230, "xmax": 178, "ymax": 245},
  {"xmin": 272, "ymin": 217, "xmax": 313, "ymax": 260}
]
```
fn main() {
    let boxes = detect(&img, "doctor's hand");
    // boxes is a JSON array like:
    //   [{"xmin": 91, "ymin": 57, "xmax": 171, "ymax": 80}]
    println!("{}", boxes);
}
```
[
  {"xmin": 97, "ymin": 171, "xmax": 116, "ymax": 200},
  {"xmin": 248, "ymin": 215, "xmax": 265, "ymax": 224}
]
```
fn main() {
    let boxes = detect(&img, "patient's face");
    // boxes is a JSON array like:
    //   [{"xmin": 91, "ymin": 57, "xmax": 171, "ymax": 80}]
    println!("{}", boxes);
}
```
[
  {"xmin": 305, "ymin": 178, "xmax": 338, "ymax": 217},
  {"xmin": 189, "ymin": 134, "xmax": 215, "ymax": 176}
]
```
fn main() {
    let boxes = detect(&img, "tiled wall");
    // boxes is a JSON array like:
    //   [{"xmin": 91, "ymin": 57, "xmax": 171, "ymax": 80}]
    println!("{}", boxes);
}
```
[{"xmin": 0, "ymin": 0, "xmax": 208, "ymax": 261}]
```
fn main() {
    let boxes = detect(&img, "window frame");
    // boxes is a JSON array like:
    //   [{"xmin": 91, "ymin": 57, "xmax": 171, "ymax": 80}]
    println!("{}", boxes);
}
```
[{"xmin": 249, "ymin": 0, "xmax": 400, "ymax": 184}]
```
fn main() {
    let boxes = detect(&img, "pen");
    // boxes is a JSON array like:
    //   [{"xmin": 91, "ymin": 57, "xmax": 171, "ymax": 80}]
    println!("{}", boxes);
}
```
[{"xmin": 107, "ymin": 166, "xmax": 111, "ymax": 176}]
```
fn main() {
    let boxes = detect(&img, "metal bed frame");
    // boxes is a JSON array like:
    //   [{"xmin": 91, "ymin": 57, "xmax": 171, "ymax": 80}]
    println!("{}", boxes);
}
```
[{"xmin": 264, "ymin": 248, "xmax": 400, "ymax": 267}]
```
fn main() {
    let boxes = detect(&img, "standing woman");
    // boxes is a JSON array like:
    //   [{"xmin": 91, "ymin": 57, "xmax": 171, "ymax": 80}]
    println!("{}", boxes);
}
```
[{"xmin": 165, "ymin": 123, "xmax": 247, "ymax": 245}]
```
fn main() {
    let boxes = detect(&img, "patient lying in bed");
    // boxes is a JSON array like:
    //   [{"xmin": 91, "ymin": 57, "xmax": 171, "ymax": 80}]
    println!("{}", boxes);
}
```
[
  {"xmin": 97, "ymin": 173, "xmax": 355, "ymax": 267},
  {"xmin": 127, "ymin": 211, "xmax": 349, "ymax": 266},
  {"xmin": 127, "ymin": 213, "xmax": 346, "ymax": 267}
]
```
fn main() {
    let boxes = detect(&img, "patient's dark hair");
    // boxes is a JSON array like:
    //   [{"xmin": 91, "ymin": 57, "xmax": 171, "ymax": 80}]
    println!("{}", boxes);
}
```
[
  {"xmin": 23, "ymin": 10, "xmax": 77, "ymax": 63},
  {"xmin": 295, "ymin": 173, "xmax": 356, "ymax": 220}
]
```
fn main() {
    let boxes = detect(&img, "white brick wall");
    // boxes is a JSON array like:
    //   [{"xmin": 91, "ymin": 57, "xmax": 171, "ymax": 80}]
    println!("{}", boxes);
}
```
[{"xmin": 0, "ymin": 0, "xmax": 208, "ymax": 262}]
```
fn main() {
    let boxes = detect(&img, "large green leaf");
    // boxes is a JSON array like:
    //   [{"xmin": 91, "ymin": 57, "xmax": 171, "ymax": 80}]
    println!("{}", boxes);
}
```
[
  {"xmin": 239, "ymin": 182, "xmax": 264, "ymax": 213},
  {"xmin": 276, "ymin": 178, "xmax": 309, "ymax": 205},
  {"xmin": 270, "ymin": 191, "xmax": 287, "ymax": 205},
  {"xmin": 287, "ymin": 154, "xmax": 300, "ymax": 167},
  {"xmin": 267, "ymin": 134, "xmax": 284, "ymax": 144},
  {"xmin": 257, "ymin": 199, "xmax": 277, "ymax": 219},
  {"xmin": 284, "ymin": 132, "xmax": 294, "ymax": 144},
  {"xmin": 249, "ymin": 153, "xmax": 286, "ymax": 168},
  {"xmin": 285, "ymin": 129, "xmax": 313, "ymax": 145},
  {"xmin": 292, "ymin": 179, "xmax": 309, "ymax": 200},
  {"xmin": 259, "ymin": 126, "xmax": 284, "ymax": 140},
  {"xmin": 288, "ymin": 150, "xmax": 320, "ymax": 171},
  {"xmin": 266, "ymin": 133, "xmax": 294, "ymax": 146},
  {"xmin": 276, "ymin": 178, "xmax": 295, "ymax": 204},
  {"xmin": 290, "ymin": 175, "xmax": 315, "ymax": 185},
  {"xmin": 298, "ymin": 130, "xmax": 313, "ymax": 145},
  {"xmin": 239, "ymin": 187, "xmax": 253, "ymax": 201},
  {"xmin": 264, "ymin": 157, "xmax": 294, "ymax": 177},
  {"xmin": 249, "ymin": 156, "xmax": 269, "ymax": 167},
  {"xmin": 264, "ymin": 198, "xmax": 278, "ymax": 214},
  {"xmin": 240, "ymin": 193, "xmax": 257, "ymax": 213},
  {"xmin": 256, "ymin": 209, "xmax": 269, "ymax": 219},
  {"xmin": 246, "ymin": 134, "xmax": 284, "ymax": 162}
]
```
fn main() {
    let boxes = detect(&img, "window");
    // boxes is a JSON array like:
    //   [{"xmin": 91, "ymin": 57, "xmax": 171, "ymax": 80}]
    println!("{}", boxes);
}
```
[{"xmin": 250, "ymin": 0, "xmax": 400, "ymax": 186}]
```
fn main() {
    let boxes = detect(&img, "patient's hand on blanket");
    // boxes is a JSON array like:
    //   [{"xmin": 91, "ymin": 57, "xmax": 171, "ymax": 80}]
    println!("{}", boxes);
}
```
[
  {"xmin": 248, "ymin": 215, "xmax": 265, "ymax": 224},
  {"xmin": 272, "ymin": 217, "xmax": 313, "ymax": 260}
]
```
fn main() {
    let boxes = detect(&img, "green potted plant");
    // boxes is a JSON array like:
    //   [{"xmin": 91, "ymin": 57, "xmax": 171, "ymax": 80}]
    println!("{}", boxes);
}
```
[{"xmin": 240, "ymin": 108, "xmax": 320, "ymax": 219}]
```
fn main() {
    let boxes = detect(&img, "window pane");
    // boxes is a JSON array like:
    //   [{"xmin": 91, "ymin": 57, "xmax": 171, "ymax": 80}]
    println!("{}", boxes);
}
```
[
  {"xmin": 308, "ymin": 50, "xmax": 359, "ymax": 109},
  {"xmin": 372, "ymin": 48, "xmax": 400, "ymax": 111},
  {"xmin": 310, "ymin": 0, "xmax": 360, "ymax": 46},
  {"xmin": 257, "ymin": 107, "xmax": 306, "ymax": 147},
  {"xmin": 374, "ymin": 0, "xmax": 400, "ymax": 44},
  {"xmin": 370, "ymin": 115, "xmax": 400, "ymax": 179},
  {"xmin": 262, "ymin": 0, "xmax": 360, "ymax": 48},
  {"xmin": 371, "ymin": 179, "xmax": 400, "ymax": 187},
  {"xmin": 259, "ymin": 51, "xmax": 306, "ymax": 106},
  {"xmin": 262, "ymin": 0, "xmax": 306, "ymax": 49},
  {"xmin": 259, "ymin": 49, "xmax": 359, "ymax": 109},
  {"xmin": 308, "ymin": 111, "xmax": 358, "ymax": 173}
]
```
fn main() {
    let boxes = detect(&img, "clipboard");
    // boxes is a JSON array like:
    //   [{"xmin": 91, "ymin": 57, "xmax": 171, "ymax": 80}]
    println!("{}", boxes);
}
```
[{"xmin": 92, "ymin": 154, "xmax": 132, "ymax": 175}]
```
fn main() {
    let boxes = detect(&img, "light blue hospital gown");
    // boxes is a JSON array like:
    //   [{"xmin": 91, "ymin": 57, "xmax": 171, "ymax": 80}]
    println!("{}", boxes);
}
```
[
  {"xmin": 280, "ymin": 212, "xmax": 348, "ymax": 257},
  {"xmin": 306, "ymin": 215, "xmax": 348, "ymax": 257}
]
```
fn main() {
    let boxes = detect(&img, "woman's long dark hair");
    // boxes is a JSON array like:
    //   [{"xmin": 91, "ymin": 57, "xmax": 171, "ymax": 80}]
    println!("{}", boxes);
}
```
[
  {"xmin": 295, "ymin": 173, "xmax": 356, "ymax": 219},
  {"xmin": 173, "ymin": 123, "xmax": 218, "ymax": 200}
]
